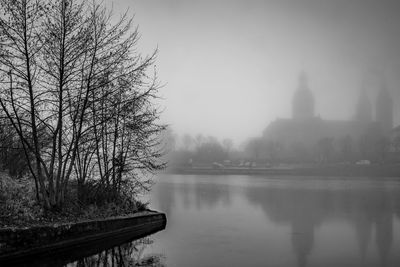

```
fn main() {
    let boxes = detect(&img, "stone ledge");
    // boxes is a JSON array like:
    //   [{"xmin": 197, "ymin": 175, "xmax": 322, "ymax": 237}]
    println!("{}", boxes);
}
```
[{"xmin": 0, "ymin": 210, "xmax": 166, "ymax": 264}]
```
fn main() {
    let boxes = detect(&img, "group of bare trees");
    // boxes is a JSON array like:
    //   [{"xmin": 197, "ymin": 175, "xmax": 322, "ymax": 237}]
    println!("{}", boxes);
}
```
[
  {"xmin": 166, "ymin": 133, "xmax": 235, "ymax": 165},
  {"xmin": 0, "ymin": 0, "xmax": 164, "ymax": 210}
]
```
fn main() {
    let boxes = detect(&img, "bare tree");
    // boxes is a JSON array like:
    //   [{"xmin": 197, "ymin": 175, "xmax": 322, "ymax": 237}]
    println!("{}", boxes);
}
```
[
  {"xmin": 73, "ymin": 3, "xmax": 165, "ymax": 203},
  {"xmin": 182, "ymin": 134, "xmax": 194, "ymax": 151},
  {"xmin": 0, "ymin": 0, "xmax": 56, "ymax": 209},
  {"xmin": 222, "ymin": 138, "xmax": 233, "ymax": 157},
  {"xmin": 245, "ymin": 137, "xmax": 263, "ymax": 161},
  {"xmin": 194, "ymin": 134, "xmax": 204, "ymax": 149},
  {"xmin": 0, "ymin": 0, "xmax": 164, "ymax": 209}
]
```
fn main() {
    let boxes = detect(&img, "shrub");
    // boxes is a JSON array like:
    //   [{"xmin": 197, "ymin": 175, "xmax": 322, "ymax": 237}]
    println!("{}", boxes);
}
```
[{"xmin": 0, "ymin": 173, "xmax": 43, "ymax": 226}]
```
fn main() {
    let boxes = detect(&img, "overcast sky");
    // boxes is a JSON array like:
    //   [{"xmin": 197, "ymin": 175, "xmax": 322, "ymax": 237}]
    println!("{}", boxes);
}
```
[{"xmin": 111, "ymin": 0, "xmax": 400, "ymax": 144}]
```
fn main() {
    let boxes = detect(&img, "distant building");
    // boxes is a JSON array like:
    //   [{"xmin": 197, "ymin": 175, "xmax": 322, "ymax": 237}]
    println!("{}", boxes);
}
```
[
  {"xmin": 355, "ymin": 87, "xmax": 372, "ymax": 123},
  {"xmin": 292, "ymin": 71, "xmax": 315, "ymax": 120},
  {"xmin": 263, "ymin": 72, "xmax": 395, "ymax": 161},
  {"xmin": 389, "ymin": 125, "xmax": 400, "ymax": 154},
  {"xmin": 376, "ymin": 80, "xmax": 393, "ymax": 133}
]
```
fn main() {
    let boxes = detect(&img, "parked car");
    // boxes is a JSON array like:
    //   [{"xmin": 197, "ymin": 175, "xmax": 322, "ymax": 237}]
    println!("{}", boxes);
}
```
[
  {"xmin": 356, "ymin": 160, "xmax": 371, "ymax": 165},
  {"xmin": 212, "ymin": 162, "xmax": 225, "ymax": 169}
]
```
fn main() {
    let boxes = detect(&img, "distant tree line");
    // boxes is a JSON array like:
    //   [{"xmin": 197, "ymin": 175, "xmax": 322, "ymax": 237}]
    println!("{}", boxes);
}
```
[
  {"xmin": 162, "ymin": 131, "xmax": 237, "ymax": 165},
  {"xmin": 164, "ymin": 127, "xmax": 400, "ymax": 167}
]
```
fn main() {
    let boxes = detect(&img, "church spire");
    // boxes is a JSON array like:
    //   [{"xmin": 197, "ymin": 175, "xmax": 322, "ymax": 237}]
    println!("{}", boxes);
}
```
[
  {"xmin": 299, "ymin": 70, "xmax": 308, "ymax": 88},
  {"xmin": 376, "ymin": 78, "xmax": 393, "ymax": 133},
  {"xmin": 292, "ymin": 71, "xmax": 315, "ymax": 119},
  {"xmin": 355, "ymin": 85, "xmax": 372, "ymax": 123}
]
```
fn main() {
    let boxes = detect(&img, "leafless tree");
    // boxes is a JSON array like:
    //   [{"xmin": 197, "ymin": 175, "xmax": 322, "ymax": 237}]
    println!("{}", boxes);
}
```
[
  {"xmin": 222, "ymin": 138, "xmax": 233, "ymax": 156},
  {"xmin": 182, "ymin": 134, "xmax": 194, "ymax": 151},
  {"xmin": 0, "ymin": 0, "xmax": 164, "ymax": 210}
]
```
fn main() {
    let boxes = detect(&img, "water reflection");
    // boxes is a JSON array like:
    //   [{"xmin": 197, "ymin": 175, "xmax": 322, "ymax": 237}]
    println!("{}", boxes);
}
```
[
  {"xmin": 153, "ymin": 176, "xmax": 232, "ymax": 212},
  {"xmin": 68, "ymin": 237, "xmax": 165, "ymax": 267},
  {"xmin": 246, "ymin": 186, "xmax": 323, "ymax": 267},
  {"xmin": 189, "ymin": 179, "xmax": 231, "ymax": 209},
  {"xmin": 151, "ymin": 175, "xmax": 400, "ymax": 267},
  {"xmin": 245, "ymin": 182, "xmax": 398, "ymax": 267}
]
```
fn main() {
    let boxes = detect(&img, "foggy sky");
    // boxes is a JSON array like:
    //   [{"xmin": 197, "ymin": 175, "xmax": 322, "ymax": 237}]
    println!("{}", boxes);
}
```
[{"xmin": 112, "ymin": 0, "xmax": 400, "ymax": 144}]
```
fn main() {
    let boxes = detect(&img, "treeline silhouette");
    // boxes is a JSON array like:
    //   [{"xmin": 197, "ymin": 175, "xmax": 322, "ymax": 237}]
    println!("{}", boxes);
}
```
[{"xmin": 162, "ymin": 127, "xmax": 400, "ymax": 168}]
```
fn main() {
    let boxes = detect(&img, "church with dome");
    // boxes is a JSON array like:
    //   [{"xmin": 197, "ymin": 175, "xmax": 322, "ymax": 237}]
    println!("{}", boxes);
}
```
[{"xmin": 262, "ymin": 72, "xmax": 395, "ymax": 162}]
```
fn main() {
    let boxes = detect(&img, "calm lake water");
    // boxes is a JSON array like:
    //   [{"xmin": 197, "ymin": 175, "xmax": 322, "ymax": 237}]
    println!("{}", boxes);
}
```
[{"xmin": 69, "ymin": 174, "xmax": 400, "ymax": 267}]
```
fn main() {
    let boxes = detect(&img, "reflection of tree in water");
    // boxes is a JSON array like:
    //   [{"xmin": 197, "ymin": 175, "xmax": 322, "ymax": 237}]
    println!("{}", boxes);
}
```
[
  {"xmin": 180, "ymin": 180, "xmax": 191, "ymax": 209},
  {"xmin": 155, "ymin": 176, "xmax": 232, "ymax": 214},
  {"xmin": 69, "ymin": 238, "xmax": 165, "ymax": 267},
  {"xmin": 155, "ymin": 181, "xmax": 176, "ymax": 216},
  {"xmin": 172, "ymin": 179, "xmax": 232, "ymax": 210},
  {"xmin": 354, "ymin": 212, "xmax": 372, "ymax": 262},
  {"xmin": 193, "ymin": 181, "xmax": 231, "ymax": 210},
  {"xmin": 245, "ymin": 182, "xmax": 398, "ymax": 267},
  {"xmin": 374, "ymin": 190, "xmax": 393, "ymax": 267},
  {"xmin": 376, "ymin": 212, "xmax": 392, "ymax": 267},
  {"xmin": 394, "ymin": 192, "xmax": 400, "ymax": 220}
]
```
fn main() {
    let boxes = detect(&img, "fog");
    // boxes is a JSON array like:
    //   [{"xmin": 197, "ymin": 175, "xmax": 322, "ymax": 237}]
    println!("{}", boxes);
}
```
[
  {"xmin": 112, "ymin": 0, "xmax": 400, "ymax": 143},
  {"xmin": 2, "ymin": 2, "xmax": 400, "ymax": 265}
]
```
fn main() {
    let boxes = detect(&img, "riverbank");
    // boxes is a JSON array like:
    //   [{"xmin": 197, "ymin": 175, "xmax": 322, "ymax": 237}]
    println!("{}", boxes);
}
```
[
  {"xmin": 0, "ymin": 173, "xmax": 150, "ymax": 229},
  {"xmin": 0, "ymin": 211, "xmax": 166, "ymax": 265},
  {"xmin": 168, "ymin": 164, "xmax": 400, "ymax": 177}
]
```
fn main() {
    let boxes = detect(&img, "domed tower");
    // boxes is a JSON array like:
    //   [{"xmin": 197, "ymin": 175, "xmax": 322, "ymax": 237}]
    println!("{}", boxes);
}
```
[
  {"xmin": 292, "ymin": 71, "xmax": 315, "ymax": 119},
  {"xmin": 355, "ymin": 87, "xmax": 372, "ymax": 123},
  {"xmin": 376, "ymin": 80, "xmax": 393, "ymax": 133}
]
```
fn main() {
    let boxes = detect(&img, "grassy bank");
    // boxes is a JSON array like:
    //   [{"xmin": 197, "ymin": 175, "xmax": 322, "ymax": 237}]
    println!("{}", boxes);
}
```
[{"xmin": 0, "ymin": 172, "xmax": 148, "ymax": 229}]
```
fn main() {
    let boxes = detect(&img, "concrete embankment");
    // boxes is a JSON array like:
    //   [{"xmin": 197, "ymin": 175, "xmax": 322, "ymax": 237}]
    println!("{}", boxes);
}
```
[{"xmin": 0, "ymin": 210, "xmax": 166, "ymax": 265}]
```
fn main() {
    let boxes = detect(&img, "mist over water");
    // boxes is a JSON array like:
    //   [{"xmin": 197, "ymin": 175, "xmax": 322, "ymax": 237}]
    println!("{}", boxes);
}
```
[{"xmin": 148, "ymin": 175, "xmax": 400, "ymax": 267}]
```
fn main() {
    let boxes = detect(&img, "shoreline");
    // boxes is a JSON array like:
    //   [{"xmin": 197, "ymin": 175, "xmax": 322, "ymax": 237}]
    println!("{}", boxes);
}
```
[{"xmin": 167, "ymin": 164, "xmax": 400, "ymax": 178}]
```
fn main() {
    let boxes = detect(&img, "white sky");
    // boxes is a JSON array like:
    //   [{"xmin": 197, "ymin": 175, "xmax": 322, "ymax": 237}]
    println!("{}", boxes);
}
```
[{"xmin": 110, "ymin": 0, "xmax": 400, "ymax": 144}]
